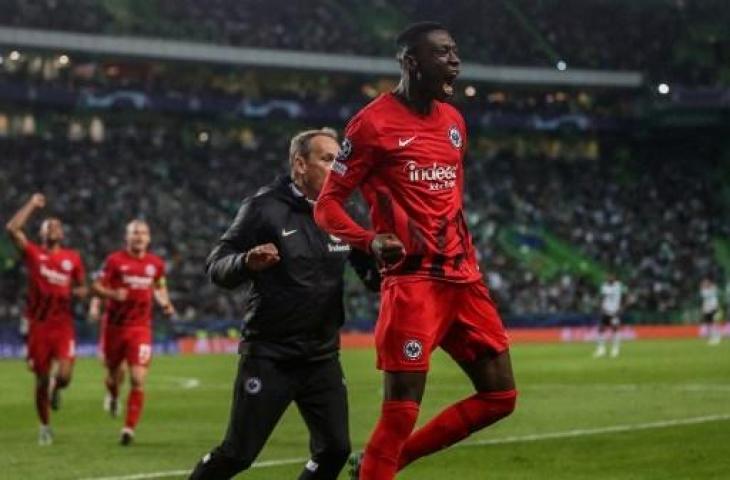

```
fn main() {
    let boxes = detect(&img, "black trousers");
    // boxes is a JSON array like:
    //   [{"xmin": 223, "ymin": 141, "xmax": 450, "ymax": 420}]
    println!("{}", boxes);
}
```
[{"xmin": 189, "ymin": 355, "xmax": 351, "ymax": 480}]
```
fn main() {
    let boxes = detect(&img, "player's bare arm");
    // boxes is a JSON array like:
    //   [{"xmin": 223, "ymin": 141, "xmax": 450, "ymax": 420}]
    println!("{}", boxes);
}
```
[
  {"xmin": 244, "ymin": 243, "xmax": 280, "ymax": 271},
  {"xmin": 5, "ymin": 193, "xmax": 46, "ymax": 250},
  {"xmin": 72, "ymin": 280, "xmax": 89, "ymax": 300},
  {"xmin": 91, "ymin": 280, "xmax": 128, "ymax": 302},
  {"xmin": 153, "ymin": 278, "xmax": 176, "ymax": 317},
  {"xmin": 88, "ymin": 296, "xmax": 103, "ymax": 323}
]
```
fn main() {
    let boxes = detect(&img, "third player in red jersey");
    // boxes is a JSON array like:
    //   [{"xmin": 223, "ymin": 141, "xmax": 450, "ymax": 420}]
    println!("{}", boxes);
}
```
[
  {"xmin": 92, "ymin": 219, "xmax": 175, "ymax": 445},
  {"xmin": 315, "ymin": 22, "xmax": 516, "ymax": 479},
  {"xmin": 5, "ymin": 193, "xmax": 87, "ymax": 446}
]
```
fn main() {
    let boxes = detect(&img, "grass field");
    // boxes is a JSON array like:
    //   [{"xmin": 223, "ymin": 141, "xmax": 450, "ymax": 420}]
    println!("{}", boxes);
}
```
[{"xmin": 2, "ymin": 339, "xmax": 729, "ymax": 479}]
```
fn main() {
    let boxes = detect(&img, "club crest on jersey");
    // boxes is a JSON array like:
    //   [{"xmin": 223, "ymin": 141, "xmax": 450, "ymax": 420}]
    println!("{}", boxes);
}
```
[
  {"xmin": 245, "ymin": 377, "xmax": 262, "ymax": 394},
  {"xmin": 403, "ymin": 339, "xmax": 423, "ymax": 361},
  {"xmin": 447, "ymin": 125, "xmax": 463, "ymax": 149},
  {"xmin": 337, "ymin": 137, "xmax": 352, "ymax": 162},
  {"xmin": 145, "ymin": 264, "xmax": 156, "ymax": 276},
  {"xmin": 61, "ymin": 259, "xmax": 73, "ymax": 271}
]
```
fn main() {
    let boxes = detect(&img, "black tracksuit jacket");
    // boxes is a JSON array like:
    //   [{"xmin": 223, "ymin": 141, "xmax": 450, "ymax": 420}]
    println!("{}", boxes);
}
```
[{"xmin": 206, "ymin": 174, "xmax": 379, "ymax": 362}]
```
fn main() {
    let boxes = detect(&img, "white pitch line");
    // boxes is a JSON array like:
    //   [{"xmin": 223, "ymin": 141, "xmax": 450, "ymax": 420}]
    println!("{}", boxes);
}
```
[
  {"xmin": 78, "ymin": 413, "xmax": 730, "ymax": 480},
  {"xmin": 465, "ymin": 413, "xmax": 730, "ymax": 447}
]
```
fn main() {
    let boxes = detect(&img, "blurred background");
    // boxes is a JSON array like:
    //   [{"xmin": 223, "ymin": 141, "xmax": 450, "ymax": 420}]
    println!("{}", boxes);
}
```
[{"xmin": 0, "ymin": 0, "xmax": 729, "ymax": 354}]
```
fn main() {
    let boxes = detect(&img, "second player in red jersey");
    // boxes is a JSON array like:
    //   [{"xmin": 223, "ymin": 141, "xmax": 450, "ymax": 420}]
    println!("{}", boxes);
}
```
[
  {"xmin": 5, "ymin": 193, "xmax": 87, "ymax": 446},
  {"xmin": 92, "ymin": 219, "xmax": 175, "ymax": 445},
  {"xmin": 315, "ymin": 23, "xmax": 516, "ymax": 480}
]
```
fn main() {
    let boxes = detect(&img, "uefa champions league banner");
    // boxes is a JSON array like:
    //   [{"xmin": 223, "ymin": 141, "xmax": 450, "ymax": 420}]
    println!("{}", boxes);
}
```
[{"xmin": 0, "ymin": 340, "xmax": 179, "ymax": 359}]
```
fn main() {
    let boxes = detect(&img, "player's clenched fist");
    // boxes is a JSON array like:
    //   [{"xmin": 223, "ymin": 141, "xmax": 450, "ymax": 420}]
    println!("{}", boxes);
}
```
[
  {"xmin": 30, "ymin": 193, "xmax": 46, "ymax": 208},
  {"xmin": 245, "ymin": 243, "xmax": 280, "ymax": 271},
  {"xmin": 371, "ymin": 233, "xmax": 406, "ymax": 267}
]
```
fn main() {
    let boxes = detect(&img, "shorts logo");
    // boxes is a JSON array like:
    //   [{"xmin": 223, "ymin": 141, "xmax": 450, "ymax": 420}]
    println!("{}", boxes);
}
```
[
  {"xmin": 448, "ymin": 126, "xmax": 463, "ymax": 149},
  {"xmin": 337, "ymin": 137, "xmax": 352, "ymax": 162},
  {"xmin": 145, "ymin": 264, "xmax": 156, "ymax": 276},
  {"xmin": 61, "ymin": 260, "xmax": 73, "ymax": 271},
  {"xmin": 403, "ymin": 339, "xmax": 423, "ymax": 361},
  {"xmin": 245, "ymin": 377, "xmax": 262, "ymax": 394}
]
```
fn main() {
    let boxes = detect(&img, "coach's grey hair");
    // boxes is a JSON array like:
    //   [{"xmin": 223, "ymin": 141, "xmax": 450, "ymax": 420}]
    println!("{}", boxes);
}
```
[{"xmin": 289, "ymin": 128, "xmax": 338, "ymax": 168}]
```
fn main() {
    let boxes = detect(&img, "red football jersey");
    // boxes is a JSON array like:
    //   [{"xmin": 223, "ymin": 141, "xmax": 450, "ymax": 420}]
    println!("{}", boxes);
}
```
[
  {"xmin": 315, "ymin": 93, "xmax": 480, "ymax": 283},
  {"xmin": 24, "ymin": 241, "xmax": 85, "ymax": 329},
  {"xmin": 99, "ymin": 250, "xmax": 166, "ymax": 329}
]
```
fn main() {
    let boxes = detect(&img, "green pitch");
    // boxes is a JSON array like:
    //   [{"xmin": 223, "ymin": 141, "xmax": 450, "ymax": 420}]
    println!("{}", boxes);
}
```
[{"xmin": 2, "ymin": 339, "xmax": 729, "ymax": 479}]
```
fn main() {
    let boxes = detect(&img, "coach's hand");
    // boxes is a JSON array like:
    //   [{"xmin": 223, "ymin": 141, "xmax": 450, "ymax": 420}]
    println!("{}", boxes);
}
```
[
  {"xmin": 371, "ymin": 233, "xmax": 405, "ymax": 267},
  {"xmin": 245, "ymin": 243, "xmax": 280, "ymax": 271}
]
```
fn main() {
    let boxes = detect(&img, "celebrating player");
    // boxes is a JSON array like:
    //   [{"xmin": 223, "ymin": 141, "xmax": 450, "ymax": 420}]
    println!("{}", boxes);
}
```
[
  {"xmin": 5, "ymin": 193, "xmax": 87, "ymax": 445},
  {"xmin": 699, "ymin": 277, "xmax": 723, "ymax": 345},
  {"xmin": 91, "ymin": 219, "xmax": 175, "ymax": 445},
  {"xmin": 314, "ymin": 22, "xmax": 517, "ymax": 479},
  {"xmin": 593, "ymin": 274, "xmax": 625, "ymax": 358},
  {"xmin": 189, "ymin": 129, "xmax": 380, "ymax": 480}
]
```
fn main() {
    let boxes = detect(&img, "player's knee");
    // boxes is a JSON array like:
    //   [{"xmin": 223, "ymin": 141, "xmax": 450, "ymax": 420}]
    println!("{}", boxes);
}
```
[
  {"xmin": 56, "ymin": 373, "xmax": 72, "ymax": 388},
  {"xmin": 473, "ymin": 389, "xmax": 517, "ymax": 427}
]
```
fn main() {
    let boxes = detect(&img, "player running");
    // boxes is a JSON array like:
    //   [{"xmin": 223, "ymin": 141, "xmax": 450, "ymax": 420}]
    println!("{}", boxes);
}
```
[
  {"xmin": 699, "ymin": 277, "xmax": 723, "ymax": 345},
  {"xmin": 593, "ymin": 274, "xmax": 625, "ymax": 358},
  {"xmin": 314, "ymin": 22, "xmax": 516, "ymax": 479},
  {"xmin": 91, "ymin": 219, "xmax": 175, "ymax": 445},
  {"xmin": 5, "ymin": 193, "xmax": 87, "ymax": 445}
]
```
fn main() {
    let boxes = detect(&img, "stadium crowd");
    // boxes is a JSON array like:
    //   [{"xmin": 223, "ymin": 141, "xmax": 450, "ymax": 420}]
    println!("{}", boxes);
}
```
[
  {"xmin": 1, "ymin": 0, "xmax": 729, "ymax": 84},
  {"xmin": 1, "ymin": 117, "xmax": 727, "ymax": 329}
]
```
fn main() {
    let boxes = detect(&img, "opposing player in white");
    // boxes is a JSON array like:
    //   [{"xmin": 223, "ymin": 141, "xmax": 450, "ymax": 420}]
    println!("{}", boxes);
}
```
[
  {"xmin": 594, "ymin": 274, "xmax": 625, "ymax": 358},
  {"xmin": 699, "ymin": 278, "xmax": 723, "ymax": 346}
]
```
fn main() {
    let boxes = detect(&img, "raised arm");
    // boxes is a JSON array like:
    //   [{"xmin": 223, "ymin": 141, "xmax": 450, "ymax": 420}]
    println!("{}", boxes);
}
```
[{"xmin": 5, "ymin": 193, "xmax": 45, "ymax": 251}]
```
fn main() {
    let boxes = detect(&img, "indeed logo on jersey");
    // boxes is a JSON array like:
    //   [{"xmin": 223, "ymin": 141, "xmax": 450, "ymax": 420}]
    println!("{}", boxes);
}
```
[
  {"xmin": 122, "ymin": 274, "xmax": 154, "ymax": 289},
  {"xmin": 40, "ymin": 264, "xmax": 71, "ymax": 286},
  {"xmin": 404, "ymin": 161, "xmax": 458, "ymax": 191},
  {"xmin": 327, "ymin": 234, "xmax": 351, "ymax": 253}
]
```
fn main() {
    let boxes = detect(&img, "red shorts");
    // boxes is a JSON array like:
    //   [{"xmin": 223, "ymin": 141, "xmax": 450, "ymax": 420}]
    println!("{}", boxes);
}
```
[
  {"xmin": 27, "ymin": 327, "xmax": 75, "ymax": 375},
  {"xmin": 375, "ymin": 278, "xmax": 509, "ymax": 372},
  {"xmin": 103, "ymin": 327, "xmax": 153, "ymax": 369}
]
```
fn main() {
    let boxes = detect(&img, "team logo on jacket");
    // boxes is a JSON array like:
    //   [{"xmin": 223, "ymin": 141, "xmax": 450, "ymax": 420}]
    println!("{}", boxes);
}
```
[
  {"xmin": 448, "ymin": 125, "xmax": 463, "ymax": 149},
  {"xmin": 245, "ymin": 377, "xmax": 262, "ymax": 394},
  {"xmin": 403, "ymin": 339, "xmax": 424, "ymax": 361},
  {"xmin": 61, "ymin": 259, "xmax": 73, "ymax": 271},
  {"xmin": 145, "ymin": 264, "xmax": 157, "ymax": 276}
]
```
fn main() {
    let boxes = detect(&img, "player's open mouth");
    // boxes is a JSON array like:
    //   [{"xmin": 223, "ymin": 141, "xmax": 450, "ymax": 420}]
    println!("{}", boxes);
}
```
[{"xmin": 442, "ymin": 73, "xmax": 458, "ymax": 96}]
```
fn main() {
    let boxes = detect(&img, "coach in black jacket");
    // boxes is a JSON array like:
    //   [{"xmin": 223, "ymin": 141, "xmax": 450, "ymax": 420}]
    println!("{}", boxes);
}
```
[{"xmin": 189, "ymin": 128, "xmax": 379, "ymax": 480}]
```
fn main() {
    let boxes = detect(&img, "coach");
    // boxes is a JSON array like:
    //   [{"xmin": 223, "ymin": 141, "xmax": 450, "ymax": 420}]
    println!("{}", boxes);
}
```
[{"xmin": 189, "ymin": 128, "xmax": 380, "ymax": 480}]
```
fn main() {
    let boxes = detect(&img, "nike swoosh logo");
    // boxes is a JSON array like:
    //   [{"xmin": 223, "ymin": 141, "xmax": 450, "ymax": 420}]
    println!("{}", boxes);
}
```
[
  {"xmin": 398, "ymin": 136, "xmax": 417, "ymax": 147},
  {"xmin": 282, "ymin": 229, "xmax": 298, "ymax": 237}
]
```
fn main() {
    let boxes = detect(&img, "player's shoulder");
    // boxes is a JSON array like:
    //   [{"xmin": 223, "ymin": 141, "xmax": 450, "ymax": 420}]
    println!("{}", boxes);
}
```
[
  {"xmin": 438, "ymin": 101, "xmax": 465, "ymax": 125},
  {"xmin": 146, "ymin": 252, "xmax": 165, "ymax": 266},
  {"xmin": 105, "ymin": 250, "xmax": 126, "ymax": 264},
  {"xmin": 62, "ymin": 247, "xmax": 83, "ymax": 261},
  {"xmin": 346, "ymin": 94, "xmax": 393, "ymax": 136}
]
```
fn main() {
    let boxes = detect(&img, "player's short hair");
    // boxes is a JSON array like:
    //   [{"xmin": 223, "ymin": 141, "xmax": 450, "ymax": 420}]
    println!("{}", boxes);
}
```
[
  {"xmin": 289, "ymin": 128, "xmax": 338, "ymax": 167},
  {"xmin": 396, "ymin": 21, "xmax": 450, "ymax": 59},
  {"xmin": 126, "ymin": 219, "xmax": 149, "ymax": 233}
]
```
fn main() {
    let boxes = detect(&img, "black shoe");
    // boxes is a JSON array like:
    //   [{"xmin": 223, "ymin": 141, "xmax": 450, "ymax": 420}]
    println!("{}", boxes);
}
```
[
  {"xmin": 347, "ymin": 452, "xmax": 363, "ymax": 480},
  {"xmin": 120, "ymin": 428, "xmax": 134, "ymax": 446}
]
